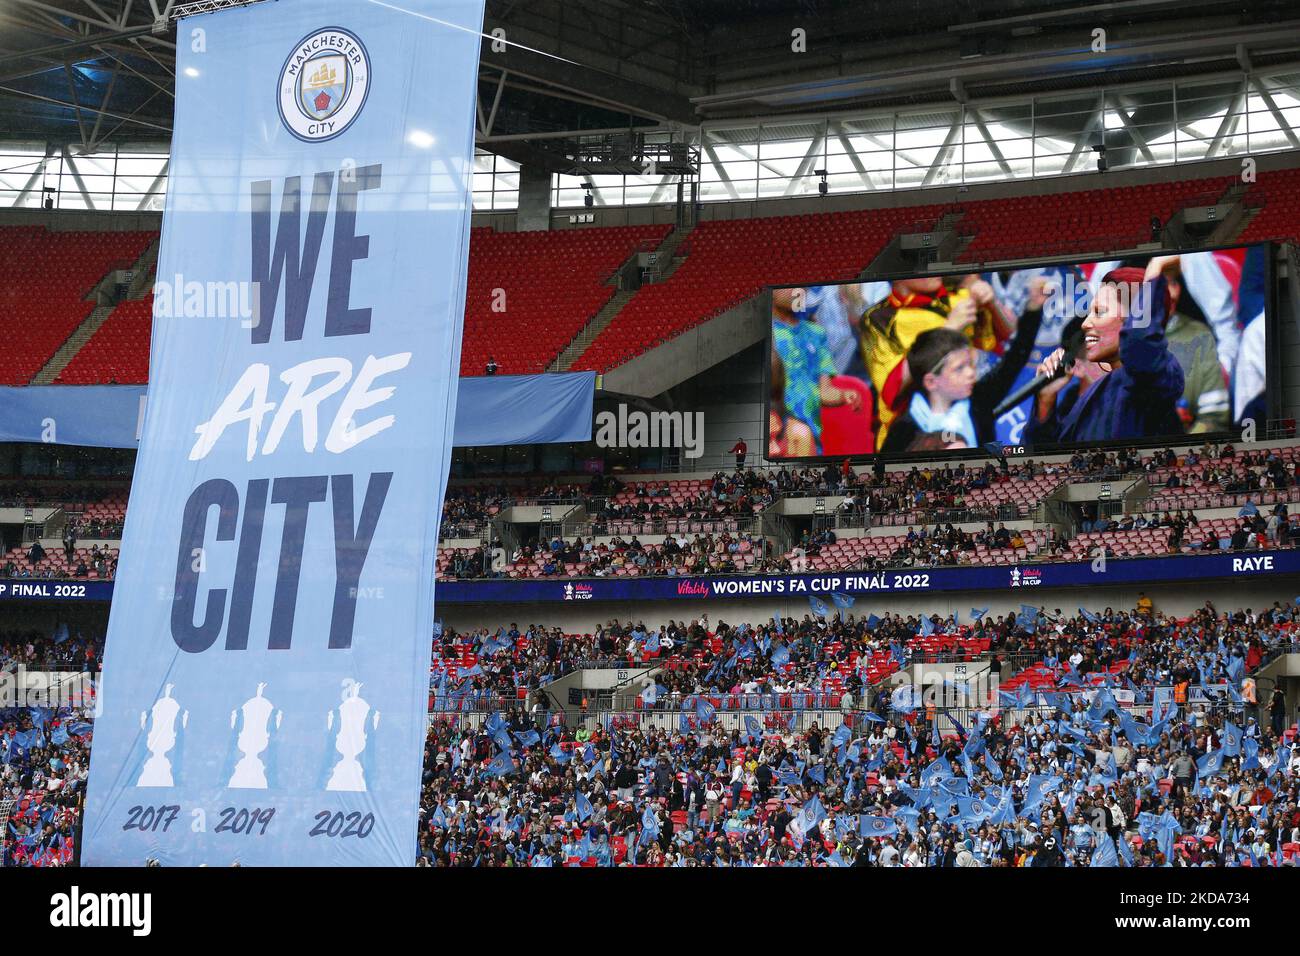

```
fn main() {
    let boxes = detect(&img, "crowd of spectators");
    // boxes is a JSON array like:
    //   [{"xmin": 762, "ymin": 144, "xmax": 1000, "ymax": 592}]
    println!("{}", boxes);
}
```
[
  {"xmin": 413, "ymin": 596, "xmax": 1299, "ymax": 866},
  {"xmin": 5, "ymin": 594, "xmax": 1300, "ymax": 867}
]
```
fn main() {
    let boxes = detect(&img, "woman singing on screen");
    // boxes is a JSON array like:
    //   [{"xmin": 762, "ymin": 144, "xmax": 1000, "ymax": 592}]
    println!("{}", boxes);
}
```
[{"xmin": 1026, "ymin": 268, "xmax": 1185, "ymax": 445}]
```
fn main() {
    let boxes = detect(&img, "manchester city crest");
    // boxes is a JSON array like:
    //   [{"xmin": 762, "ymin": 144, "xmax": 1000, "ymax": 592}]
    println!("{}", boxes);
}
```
[{"xmin": 278, "ymin": 27, "xmax": 370, "ymax": 143}]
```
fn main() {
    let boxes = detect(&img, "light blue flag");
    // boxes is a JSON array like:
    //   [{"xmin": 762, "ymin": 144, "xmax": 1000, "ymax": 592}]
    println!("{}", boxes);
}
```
[
  {"xmin": 809, "ymin": 596, "xmax": 830, "ymax": 618},
  {"xmin": 920, "ymin": 756, "xmax": 953, "ymax": 788},
  {"xmin": 919, "ymin": 615, "xmax": 935, "ymax": 637},
  {"xmin": 984, "ymin": 748, "xmax": 1004, "ymax": 780},
  {"xmin": 807, "ymin": 764, "xmax": 826, "ymax": 785},
  {"xmin": 80, "ymin": 0, "xmax": 485, "ymax": 870},
  {"xmin": 51, "ymin": 724, "xmax": 70, "ymax": 746},
  {"xmin": 1226, "ymin": 654, "xmax": 1244, "ymax": 685},
  {"xmin": 1268, "ymin": 743, "xmax": 1289, "ymax": 780},
  {"xmin": 1091, "ymin": 836, "xmax": 1120, "ymax": 867},
  {"xmin": 1020, "ymin": 774, "xmax": 1061, "ymax": 815},
  {"xmin": 771, "ymin": 644, "xmax": 791, "ymax": 667},
  {"xmin": 970, "ymin": 606, "xmax": 989, "ymax": 621},
  {"xmin": 831, "ymin": 592, "xmax": 855, "ymax": 610},
  {"xmin": 1079, "ymin": 607, "xmax": 1100, "ymax": 624},
  {"xmin": 576, "ymin": 792, "xmax": 593, "ymax": 822},
  {"xmin": 891, "ymin": 685, "xmax": 921, "ymax": 714},
  {"xmin": 1220, "ymin": 722, "xmax": 1242, "ymax": 757},
  {"xmin": 956, "ymin": 797, "xmax": 992, "ymax": 827},
  {"xmin": 695, "ymin": 697, "xmax": 716, "ymax": 724},
  {"xmin": 859, "ymin": 815, "xmax": 898, "ymax": 838},
  {"xmin": 1228, "ymin": 743, "xmax": 1259, "ymax": 781},
  {"xmin": 514, "ymin": 729, "xmax": 540, "ymax": 748},
  {"xmin": 1197, "ymin": 749, "xmax": 1227, "ymax": 777},
  {"xmin": 988, "ymin": 787, "xmax": 1017, "ymax": 827},
  {"xmin": 831, "ymin": 724, "xmax": 851, "ymax": 749},
  {"xmin": 485, "ymin": 752, "xmax": 515, "ymax": 777},
  {"xmin": 745, "ymin": 716, "xmax": 762, "ymax": 742},
  {"xmin": 1118, "ymin": 833, "xmax": 1134, "ymax": 866},
  {"xmin": 866, "ymin": 614, "xmax": 881, "ymax": 629},
  {"xmin": 798, "ymin": 795, "xmax": 827, "ymax": 833},
  {"xmin": 644, "ymin": 631, "xmax": 660, "ymax": 654}
]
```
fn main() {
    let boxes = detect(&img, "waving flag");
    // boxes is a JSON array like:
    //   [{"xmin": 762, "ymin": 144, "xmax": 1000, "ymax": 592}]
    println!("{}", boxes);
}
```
[
  {"xmin": 576, "ymin": 792, "xmax": 593, "ymax": 822},
  {"xmin": 1079, "ymin": 607, "xmax": 1100, "ymax": 624},
  {"xmin": 866, "ymin": 614, "xmax": 881, "ymax": 629},
  {"xmin": 859, "ymin": 815, "xmax": 898, "ymax": 838},
  {"xmin": 1197, "ymin": 749, "xmax": 1227, "ymax": 777},
  {"xmin": 831, "ymin": 592, "xmax": 855, "ymax": 610},
  {"xmin": 988, "ymin": 787, "xmax": 1017, "ymax": 827},
  {"xmin": 1090, "ymin": 836, "xmax": 1120, "ymax": 867},
  {"xmin": 744, "ymin": 716, "xmax": 762, "ymax": 742},
  {"xmin": 484, "ymin": 752, "xmax": 515, "ymax": 777},
  {"xmin": 695, "ymin": 697, "xmax": 717, "ymax": 724},
  {"xmin": 919, "ymin": 615, "xmax": 935, "ymax": 637},
  {"xmin": 809, "ymin": 596, "xmax": 831, "ymax": 618},
  {"xmin": 644, "ymin": 631, "xmax": 661, "ymax": 655},
  {"xmin": 771, "ymin": 644, "xmax": 791, "ymax": 668},
  {"xmin": 891, "ymin": 685, "xmax": 922, "ymax": 715},
  {"xmin": 920, "ymin": 756, "xmax": 953, "ymax": 788},
  {"xmin": 956, "ymin": 797, "xmax": 992, "ymax": 826},
  {"xmin": 797, "ymin": 796, "xmax": 827, "ymax": 833},
  {"xmin": 1220, "ymin": 722, "xmax": 1242, "ymax": 757},
  {"xmin": 984, "ymin": 748, "xmax": 1004, "ymax": 781},
  {"xmin": 831, "ymin": 724, "xmax": 851, "ymax": 749},
  {"xmin": 970, "ymin": 606, "xmax": 989, "ymax": 621}
]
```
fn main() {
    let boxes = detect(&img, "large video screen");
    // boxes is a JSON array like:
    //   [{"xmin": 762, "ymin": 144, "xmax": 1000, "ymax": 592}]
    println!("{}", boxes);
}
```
[{"xmin": 766, "ymin": 245, "xmax": 1272, "ymax": 460}]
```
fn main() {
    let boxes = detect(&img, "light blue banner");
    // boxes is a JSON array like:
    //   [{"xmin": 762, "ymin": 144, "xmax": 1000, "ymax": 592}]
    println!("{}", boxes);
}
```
[
  {"xmin": 0, "ymin": 373, "xmax": 594, "ymax": 449},
  {"xmin": 82, "ymin": 0, "xmax": 484, "ymax": 866}
]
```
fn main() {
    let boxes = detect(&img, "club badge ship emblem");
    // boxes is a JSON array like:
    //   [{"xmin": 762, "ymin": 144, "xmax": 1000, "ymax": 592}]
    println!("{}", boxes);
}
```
[{"xmin": 278, "ymin": 27, "xmax": 370, "ymax": 142}]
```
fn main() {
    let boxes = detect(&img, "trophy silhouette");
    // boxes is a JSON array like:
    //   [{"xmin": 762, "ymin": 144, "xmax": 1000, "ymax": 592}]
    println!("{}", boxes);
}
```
[
  {"xmin": 326, "ymin": 679, "xmax": 379, "ymax": 792},
  {"xmin": 137, "ymin": 684, "xmax": 188, "ymax": 787},
  {"xmin": 228, "ymin": 682, "xmax": 282, "ymax": 789}
]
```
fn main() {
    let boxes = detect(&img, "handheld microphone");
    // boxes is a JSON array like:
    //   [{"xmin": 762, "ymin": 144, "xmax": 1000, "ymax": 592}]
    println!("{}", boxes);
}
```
[{"xmin": 992, "ymin": 329, "xmax": 1084, "ymax": 418}]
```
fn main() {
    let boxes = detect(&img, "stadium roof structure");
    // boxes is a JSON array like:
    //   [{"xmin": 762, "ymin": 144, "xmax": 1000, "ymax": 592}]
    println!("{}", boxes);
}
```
[{"xmin": 3, "ymin": 0, "xmax": 1300, "ymax": 161}]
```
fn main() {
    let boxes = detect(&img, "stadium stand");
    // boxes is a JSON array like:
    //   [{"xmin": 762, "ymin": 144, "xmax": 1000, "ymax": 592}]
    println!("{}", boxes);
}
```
[
  {"xmin": 0, "ymin": 227, "xmax": 153, "ymax": 385},
  {"xmin": 953, "ymin": 179, "xmax": 1221, "ymax": 263},
  {"xmin": 6, "ymin": 599, "xmax": 1299, "ymax": 867},
  {"xmin": 17, "ymin": 167, "xmax": 1300, "ymax": 382},
  {"xmin": 571, "ymin": 208, "xmax": 943, "ymax": 372},
  {"xmin": 56, "ymin": 294, "xmax": 154, "ymax": 384},
  {"xmin": 459, "ymin": 223, "xmax": 671, "ymax": 375}
]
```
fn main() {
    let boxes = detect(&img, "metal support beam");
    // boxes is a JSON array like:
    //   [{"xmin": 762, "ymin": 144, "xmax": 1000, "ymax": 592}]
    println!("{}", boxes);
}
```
[
  {"xmin": 968, "ymin": 108, "xmax": 1013, "ymax": 177},
  {"xmin": 1112, "ymin": 102, "xmax": 1157, "ymax": 165},
  {"xmin": 60, "ymin": 144, "xmax": 96, "ymax": 210},
  {"xmin": 86, "ymin": 58, "xmax": 122, "ymax": 151},
  {"xmin": 1063, "ymin": 94, "xmax": 1106, "ymax": 174},
  {"xmin": 1252, "ymin": 76, "xmax": 1300, "ymax": 150},
  {"xmin": 62, "ymin": 62, "xmax": 89, "ymax": 150},
  {"xmin": 832, "ymin": 121, "xmax": 880, "ymax": 191},
  {"xmin": 782, "ymin": 127, "xmax": 826, "ymax": 197},
  {"xmin": 135, "ymin": 156, "xmax": 169, "ymax": 210},
  {"xmin": 701, "ymin": 142, "xmax": 740, "ymax": 200},
  {"xmin": 921, "ymin": 116, "xmax": 963, "ymax": 187},
  {"xmin": 1207, "ymin": 78, "xmax": 1249, "ymax": 157}
]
